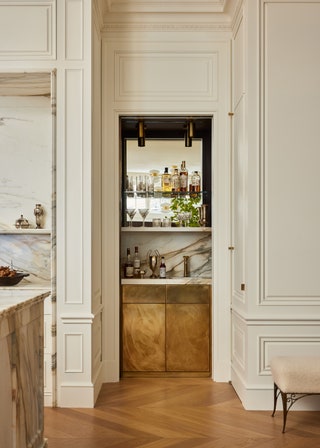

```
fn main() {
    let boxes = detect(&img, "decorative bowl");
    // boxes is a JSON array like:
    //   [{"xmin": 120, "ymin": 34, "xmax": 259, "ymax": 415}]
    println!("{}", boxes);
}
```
[{"xmin": 0, "ymin": 272, "xmax": 30, "ymax": 286}]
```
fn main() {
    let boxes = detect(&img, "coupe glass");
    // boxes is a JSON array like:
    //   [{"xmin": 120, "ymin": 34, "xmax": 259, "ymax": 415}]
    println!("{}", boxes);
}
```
[
  {"xmin": 126, "ymin": 208, "xmax": 136, "ymax": 227},
  {"xmin": 138, "ymin": 208, "xmax": 149, "ymax": 227}
]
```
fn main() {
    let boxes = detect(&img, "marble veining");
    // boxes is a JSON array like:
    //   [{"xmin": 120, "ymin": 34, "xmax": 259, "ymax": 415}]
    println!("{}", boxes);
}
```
[
  {"xmin": 0, "ymin": 95, "xmax": 52, "ymax": 230},
  {"xmin": 0, "ymin": 234, "xmax": 51, "ymax": 284},
  {"xmin": 0, "ymin": 290, "xmax": 49, "ymax": 448},
  {"xmin": 121, "ymin": 231, "xmax": 212, "ymax": 279}
]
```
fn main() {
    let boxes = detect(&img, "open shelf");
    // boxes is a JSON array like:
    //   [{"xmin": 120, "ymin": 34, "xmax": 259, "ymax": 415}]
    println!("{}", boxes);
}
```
[
  {"xmin": 121, "ymin": 226, "xmax": 211, "ymax": 232},
  {"xmin": 0, "ymin": 229, "xmax": 51, "ymax": 235}
]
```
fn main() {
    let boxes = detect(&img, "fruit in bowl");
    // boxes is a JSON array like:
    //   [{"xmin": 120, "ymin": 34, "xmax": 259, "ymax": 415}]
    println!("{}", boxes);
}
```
[{"xmin": 0, "ymin": 266, "xmax": 29, "ymax": 286}]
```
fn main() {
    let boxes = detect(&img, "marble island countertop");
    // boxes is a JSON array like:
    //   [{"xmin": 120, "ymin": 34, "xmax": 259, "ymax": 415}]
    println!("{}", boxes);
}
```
[
  {"xmin": 0, "ymin": 289, "xmax": 50, "ymax": 314},
  {"xmin": 0, "ymin": 279, "xmax": 51, "ymax": 291},
  {"xmin": 122, "ymin": 277, "xmax": 211, "ymax": 285}
]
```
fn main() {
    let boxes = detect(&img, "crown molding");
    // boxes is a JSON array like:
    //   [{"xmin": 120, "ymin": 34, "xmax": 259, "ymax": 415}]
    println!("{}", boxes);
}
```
[
  {"xmin": 102, "ymin": 19, "xmax": 232, "ymax": 34},
  {"xmin": 106, "ymin": 0, "xmax": 227, "ymax": 14},
  {"xmin": 98, "ymin": 0, "xmax": 241, "ymax": 33}
]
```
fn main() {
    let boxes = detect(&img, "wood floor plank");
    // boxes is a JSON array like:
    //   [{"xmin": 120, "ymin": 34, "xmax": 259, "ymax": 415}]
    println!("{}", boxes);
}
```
[{"xmin": 44, "ymin": 378, "xmax": 320, "ymax": 447}]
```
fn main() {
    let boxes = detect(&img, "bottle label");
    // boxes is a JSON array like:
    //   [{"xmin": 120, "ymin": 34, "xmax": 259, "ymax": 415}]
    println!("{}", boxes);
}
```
[
  {"xmin": 180, "ymin": 173, "xmax": 188, "ymax": 189},
  {"xmin": 125, "ymin": 266, "xmax": 134, "ymax": 277},
  {"xmin": 159, "ymin": 267, "xmax": 166, "ymax": 278}
]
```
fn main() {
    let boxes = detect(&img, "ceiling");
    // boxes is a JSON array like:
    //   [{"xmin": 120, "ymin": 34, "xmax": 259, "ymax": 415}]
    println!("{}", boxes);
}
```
[{"xmin": 98, "ymin": 0, "xmax": 240, "ymax": 27}]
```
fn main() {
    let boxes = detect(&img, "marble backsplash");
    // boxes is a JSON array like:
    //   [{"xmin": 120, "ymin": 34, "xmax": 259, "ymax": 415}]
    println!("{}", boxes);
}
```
[
  {"xmin": 0, "ymin": 95, "xmax": 52, "ymax": 230},
  {"xmin": 0, "ymin": 234, "xmax": 51, "ymax": 284},
  {"xmin": 121, "ymin": 231, "xmax": 212, "ymax": 279}
]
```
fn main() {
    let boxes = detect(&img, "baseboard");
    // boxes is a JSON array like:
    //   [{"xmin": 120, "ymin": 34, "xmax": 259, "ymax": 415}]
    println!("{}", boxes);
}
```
[
  {"xmin": 58, "ymin": 383, "xmax": 95, "ymax": 408},
  {"xmin": 231, "ymin": 366, "xmax": 320, "ymax": 410}
]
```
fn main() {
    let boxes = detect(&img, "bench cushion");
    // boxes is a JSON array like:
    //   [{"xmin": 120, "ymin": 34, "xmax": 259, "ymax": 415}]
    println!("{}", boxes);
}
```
[{"xmin": 270, "ymin": 356, "xmax": 320, "ymax": 393}]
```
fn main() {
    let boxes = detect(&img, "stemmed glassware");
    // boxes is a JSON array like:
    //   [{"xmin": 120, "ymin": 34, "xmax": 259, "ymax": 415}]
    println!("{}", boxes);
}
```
[
  {"xmin": 138, "ymin": 208, "xmax": 149, "ymax": 227},
  {"xmin": 126, "ymin": 208, "xmax": 136, "ymax": 227}
]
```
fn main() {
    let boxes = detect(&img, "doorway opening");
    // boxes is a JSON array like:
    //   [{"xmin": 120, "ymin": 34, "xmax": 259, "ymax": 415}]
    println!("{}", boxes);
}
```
[{"xmin": 119, "ymin": 115, "xmax": 213, "ymax": 378}]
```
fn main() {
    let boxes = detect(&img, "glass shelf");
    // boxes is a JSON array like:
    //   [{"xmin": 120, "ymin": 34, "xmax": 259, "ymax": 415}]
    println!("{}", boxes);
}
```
[
  {"xmin": 123, "ymin": 190, "xmax": 207, "ymax": 198},
  {"xmin": 121, "ymin": 226, "xmax": 211, "ymax": 232}
]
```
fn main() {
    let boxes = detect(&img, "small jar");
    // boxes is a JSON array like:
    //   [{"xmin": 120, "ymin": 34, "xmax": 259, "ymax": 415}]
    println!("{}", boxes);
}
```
[
  {"xmin": 162, "ymin": 217, "xmax": 171, "ymax": 227},
  {"xmin": 152, "ymin": 218, "xmax": 161, "ymax": 227}
]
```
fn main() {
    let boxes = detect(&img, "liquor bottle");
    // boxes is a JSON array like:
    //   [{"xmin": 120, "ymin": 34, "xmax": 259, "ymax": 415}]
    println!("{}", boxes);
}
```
[
  {"xmin": 133, "ymin": 246, "xmax": 141, "ymax": 277},
  {"xmin": 171, "ymin": 168, "xmax": 180, "ymax": 192},
  {"xmin": 162, "ymin": 167, "xmax": 172, "ymax": 192},
  {"xmin": 179, "ymin": 160, "xmax": 188, "ymax": 192},
  {"xmin": 159, "ymin": 257, "xmax": 166, "ymax": 279},
  {"xmin": 190, "ymin": 170, "xmax": 201, "ymax": 193},
  {"xmin": 125, "ymin": 248, "xmax": 134, "ymax": 278}
]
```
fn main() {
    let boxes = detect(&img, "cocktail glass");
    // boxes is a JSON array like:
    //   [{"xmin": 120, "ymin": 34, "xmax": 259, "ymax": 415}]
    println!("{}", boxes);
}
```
[
  {"xmin": 138, "ymin": 208, "xmax": 149, "ymax": 227},
  {"xmin": 126, "ymin": 208, "xmax": 136, "ymax": 227}
]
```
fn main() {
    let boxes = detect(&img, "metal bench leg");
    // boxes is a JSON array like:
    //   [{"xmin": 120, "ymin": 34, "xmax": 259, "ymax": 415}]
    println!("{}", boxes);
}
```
[
  {"xmin": 280, "ymin": 390, "xmax": 288, "ymax": 433},
  {"xmin": 271, "ymin": 383, "xmax": 279, "ymax": 417}
]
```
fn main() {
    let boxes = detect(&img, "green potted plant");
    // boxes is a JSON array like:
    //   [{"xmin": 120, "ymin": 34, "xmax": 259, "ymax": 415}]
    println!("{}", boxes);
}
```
[{"xmin": 170, "ymin": 195, "xmax": 201, "ymax": 227}]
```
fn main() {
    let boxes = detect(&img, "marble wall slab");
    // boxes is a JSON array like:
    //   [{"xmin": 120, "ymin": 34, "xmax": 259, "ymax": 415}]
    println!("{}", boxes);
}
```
[
  {"xmin": 0, "ymin": 95, "xmax": 52, "ymax": 230},
  {"xmin": 0, "ymin": 234, "xmax": 51, "ymax": 284},
  {"xmin": 121, "ymin": 231, "xmax": 212, "ymax": 279}
]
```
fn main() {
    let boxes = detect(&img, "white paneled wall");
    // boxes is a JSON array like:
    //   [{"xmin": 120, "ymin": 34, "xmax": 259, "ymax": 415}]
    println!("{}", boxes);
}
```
[
  {"xmin": 56, "ymin": 0, "xmax": 99, "ymax": 407},
  {"xmin": 0, "ymin": 1, "xmax": 56, "ymax": 60},
  {"xmin": 231, "ymin": 0, "xmax": 320, "ymax": 410},
  {"xmin": 0, "ymin": 0, "xmax": 101, "ymax": 407},
  {"xmin": 102, "ymin": 32, "xmax": 232, "ymax": 383}
]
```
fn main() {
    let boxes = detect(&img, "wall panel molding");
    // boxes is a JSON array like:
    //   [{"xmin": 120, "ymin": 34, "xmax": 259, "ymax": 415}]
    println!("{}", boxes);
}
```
[
  {"xmin": 259, "ymin": 335, "xmax": 320, "ymax": 375},
  {"xmin": 65, "ymin": 0, "xmax": 84, "ymax": 60},
  {"xmin": 0, "ymin": 1, "xmax": 56, "ymax": 60},
  {"xmin": 64, "ymin": 68, "xmax": 84, "ymax": 304},
  {"xmin": 260, "ymin": 1, "xmax": 320, "ymax": 305},
  {"xmin": 64, "ymin": 332, "xmax": 84, "ymax": 373},
  {"xmin": 115, "ymin": 50, "xmax": 217, "ymax": 102},
  {"xmin": 232, "ymin": 319, "xmax": 246, "ymax": 370}
]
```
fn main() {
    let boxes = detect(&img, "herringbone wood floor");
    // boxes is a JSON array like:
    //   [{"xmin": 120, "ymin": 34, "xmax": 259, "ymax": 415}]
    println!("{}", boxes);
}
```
[{"xmin": 44, "ymin": 378, "xmax": 320, "ymax": 447}]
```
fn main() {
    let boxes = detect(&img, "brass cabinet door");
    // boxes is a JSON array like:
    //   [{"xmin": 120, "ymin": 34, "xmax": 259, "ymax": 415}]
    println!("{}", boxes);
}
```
[
  {"xmin": 122, "ymin": 303, "xmax": 166, "ymax": 371},
  {"xmin": 166, "ymin": 303, "xmax": 210, "ymax": 372}
]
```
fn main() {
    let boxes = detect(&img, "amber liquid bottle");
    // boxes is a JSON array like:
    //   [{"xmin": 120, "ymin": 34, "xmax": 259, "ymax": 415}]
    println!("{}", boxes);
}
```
[
  {"xmin": 179, "ymin": 160, "xmax": 188, "ymax": 192},
  {"xmin": 162, "ymin": 167, "xmax": 172, "ymax": 192}
]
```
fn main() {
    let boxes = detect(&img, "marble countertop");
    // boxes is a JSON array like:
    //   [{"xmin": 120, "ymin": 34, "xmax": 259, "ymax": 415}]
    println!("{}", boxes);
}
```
[
  {"xmin": 0, "ymin": 279, "xmax": 51, "ymax": 290},
  {"xmin": 121, "ymin": 277, "xmax": 211, "ymax": 285},
  {"xmin": 0, "ymin": 289, "xmax": 50, "ymax": 315}
]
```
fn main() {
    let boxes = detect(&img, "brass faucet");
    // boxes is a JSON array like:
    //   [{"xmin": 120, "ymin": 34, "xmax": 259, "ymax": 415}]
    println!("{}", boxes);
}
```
[{"xmin": 183, "ymin": 256, "xmax": 190, "ymax": 277}]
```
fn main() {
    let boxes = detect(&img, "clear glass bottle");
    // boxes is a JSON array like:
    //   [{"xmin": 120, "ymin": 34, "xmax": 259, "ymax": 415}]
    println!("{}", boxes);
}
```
[
  {"xmin": 125, "ymin": 248, "xmax": 134, "ymax": 278},
  {"xmin": 171, "ymin": 168, "xmax": 180, "ymax": 192},
  {"xmin": 133, "ymin": 246, "xmax": 141, "ymax": 277},
  {"xmin": 159, "ymin": 257, "xmax": 166, "ymax": 279},
  {"xmin": 162, "ymin": 167, "xmax": 172, "ymax": 192},
  {"xmin": 179, "ymin": 160, "xmax": 188, "ymax": 192},
  {"xmin": 190, "ymin": 170, "xmax": 201, "ymax": 192},
  {"xmin": 151, "ymin": 170, "xmax": 162, "ymax": 197}
]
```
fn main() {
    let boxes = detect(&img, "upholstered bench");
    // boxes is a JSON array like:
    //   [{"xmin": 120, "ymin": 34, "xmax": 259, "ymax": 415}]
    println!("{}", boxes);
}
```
[{"xmin": 270, "ymin": 356, "xmax": 320, "ymax": 432}]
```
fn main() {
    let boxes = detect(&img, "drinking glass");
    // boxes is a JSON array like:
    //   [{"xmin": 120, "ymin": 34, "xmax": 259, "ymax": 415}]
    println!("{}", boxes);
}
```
[
  {"xmin": 126, "ymin": 208, "xmax": 136, "ymax": 227},
  {"xmin": 138, "ymin": 208, "xmax": 149, "ymax": 227},
  {"xmin": 177, "ymin": 212, "xmax": 184, "ymax": 227},
  {"xmin": 184, "ymin": 211, "xmax": 192, "ymax": 227}
]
